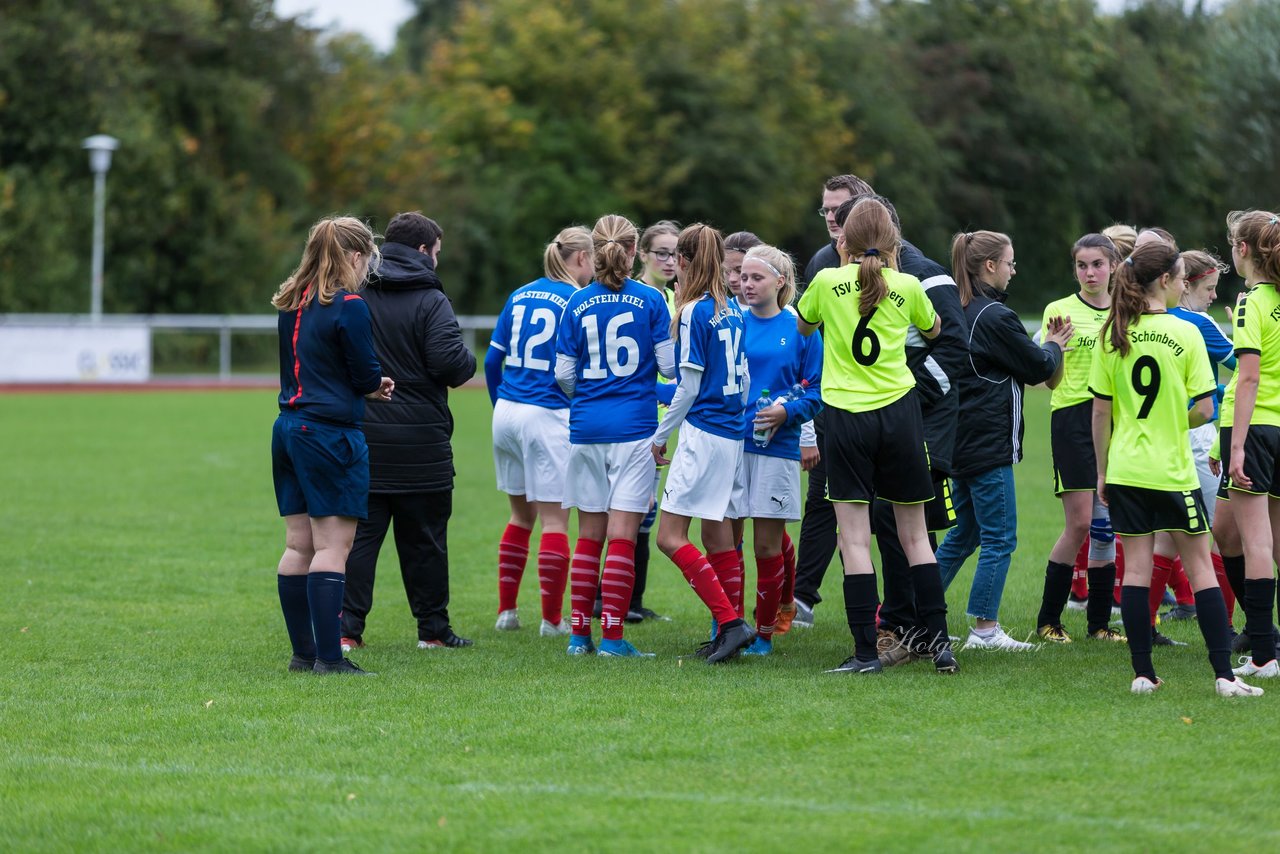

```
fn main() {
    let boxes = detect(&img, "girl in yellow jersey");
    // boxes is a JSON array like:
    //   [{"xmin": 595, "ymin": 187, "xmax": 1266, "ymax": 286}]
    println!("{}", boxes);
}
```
[
  {"xmin": 1034, "ymin": 234, "xmax": 1128, "ymax": 643},
  {"xmin": 796, "ymin": 198, "xmax": 953, "ymax": 674},
  {"xmin": 1090, "ymin": 241, "xmax": 1261, "ymax": 697},
  {"xmin": 1219, "ymin": 210, "xmax": 1280, "ymax": 678}
]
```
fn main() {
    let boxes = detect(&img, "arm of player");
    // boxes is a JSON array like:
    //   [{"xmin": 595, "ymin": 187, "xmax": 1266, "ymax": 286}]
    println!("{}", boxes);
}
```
[
  {"xmin": 1188, "ymin": 394, "xmax": 1215, "ymax": 429},
  {"xmin": 1091, "ymin": 396, "xmax": 1113, "ymax": 506},
  {"xmin": 651, "ymin": 366, "xmax": 702, "ymax": 463},
  {"xmin": 655, "ymin": 379, "xmax": 676, "ymax": 406},
  {"xmin": 484, "ymin": 345, "xmax": 505, "ymax": 407},
  {"xmin": 655, "ymin": 338, "xmax": 676, "ymax": 380},
  {"xmin": 555, "ymin": 354, "xmax": 578, "ymax": 397},
  {"xmin": 1229, "ymin": 352, "xmax": 1260, "ymax": 490}
]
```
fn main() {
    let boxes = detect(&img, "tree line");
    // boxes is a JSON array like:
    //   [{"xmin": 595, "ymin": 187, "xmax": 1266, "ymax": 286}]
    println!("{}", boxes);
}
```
[{"xmin": 1, "ymin": 0, "xmax": 1277, "ymax": 317}]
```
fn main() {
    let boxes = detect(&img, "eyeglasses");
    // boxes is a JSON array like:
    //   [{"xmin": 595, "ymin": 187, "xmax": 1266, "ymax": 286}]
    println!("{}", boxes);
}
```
[
  {"xmin": 649, "ymin": 249, "xmax": 678, "ymax": 262},
  {"xmin": 817, "ymin": 207, "xmax": 841, "ymax": 218},
  {"xmin": 1005, "ymin": 259, "xmax": 1017, "ymax": 271}
]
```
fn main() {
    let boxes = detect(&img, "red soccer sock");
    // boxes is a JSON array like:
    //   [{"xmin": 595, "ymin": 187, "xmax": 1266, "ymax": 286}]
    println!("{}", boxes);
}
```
[
  {"xmin": 1114, "ymin": 540, "xmax": 1126, "ymax": 605},
  {"xmin": 672, "ymin": 544, "xmax": 738, "ymax": 626},
  {"xmin": 780, "ymin": 532, "xmax": 797, "ymax": 606},
  {"xmin": 755, "ymin": 553, "xmax": 786, "ymax": 639},
  {"xmin": 569, "ymin": 538, "xmax": 603, "ymax": 637},
  {"xmin": 537, "ymin": 532, "xmax": 571, "ymax": 625},
  {"xmin": 1169, "ymin": 557, "xmax": 1194, "ymax": 606},
  {"xmin": 710, "ymin": 550, "xmax": 745, "ymax": 619},
  {"xmin": 600, "ymin": 538, "xmax": 637, "ymax": 641},
  {"xmin": 497, "ymin": 523, "xmax": 532, "ymax": 613},
  {"xmin": 1212, "ymin": 551, "xmax": 1235, "ymax": 622},
  {"xmin": 1149, "ymin": 553, "xmax": 1175, "ymax": 626},
  {"xmin": 1071, "ymin": 538, "xmax": 1089, "ymax": 599}
]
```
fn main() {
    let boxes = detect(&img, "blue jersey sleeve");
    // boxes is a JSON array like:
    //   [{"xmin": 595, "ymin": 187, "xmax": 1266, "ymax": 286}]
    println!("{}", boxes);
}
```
[
  {"xmin": 784, "ymin": 330, "xmax": 824, "ymax": 424},
  {"xmin": 656, "ymin": 379, "xmax": 676, "ymax": 406},
  {"xmin": 678, "ymin": 302, "xmax": 709, "ymax": 371},
  {"xmin": 556, "ymin": 295, "xmax": 582, "ymax": 360},
  {"xmin": 484, "ymin": 345, "xmax": 504, "ymax": 406},
  {"xmin": 337, "ymin": 295, "xmax": 382, "ymax": 395}
]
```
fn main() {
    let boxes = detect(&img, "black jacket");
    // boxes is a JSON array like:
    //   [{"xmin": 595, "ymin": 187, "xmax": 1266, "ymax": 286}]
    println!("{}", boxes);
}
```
[
  {"xmin": 361, "ymin": 242, "xmax": 477, "ymax": 492},
  {"xmin": 801, "ymin": 238, "xmax": 968, "ymax": 476},
  {"xmin": 954, "ymin": 282, "xmax": 1062, "ymax": 479}
]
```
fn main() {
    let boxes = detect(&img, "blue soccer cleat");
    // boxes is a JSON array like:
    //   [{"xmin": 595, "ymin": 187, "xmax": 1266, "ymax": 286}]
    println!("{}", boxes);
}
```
[
  {"xmin": 566, "ymin": 635, "xmax": 596, "ymax": 656},
  {"xmin": 742, "ymin": 635, "xmax": 772, "ymax": 656},
  {"xmin": 597, "ymin": 638, "xmax": 655, "ymax": 658}
]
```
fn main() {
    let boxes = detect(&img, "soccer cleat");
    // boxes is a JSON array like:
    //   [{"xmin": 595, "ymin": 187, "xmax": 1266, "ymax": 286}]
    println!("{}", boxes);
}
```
[
  {"xmin": 597, "ymin": 638, "xmax": 655, "ymax": 658},
  {"xmin": 1066, "ymin": 594, "xmax": 1087, "ymax": 611},
  {"xmin": 1151, "ymin": 629, "xmax": 1186, "ymax": 647},
  {"xmin": 1231, "ymin": 631, "xmax": 1250, "ymax": 653},
  {"xmin": 1161, "ymin": 604, "xmax": 1197, "ymax": 621},
  {"xmin": 1216, "ymin": 677, "xmax": 1264, "ymax": 697},
  {"xmin": 933, "ymin": 649, "xmax": 960, "ymax": 673},
  {"xmin": 340, "ymin": 637, "xmax": 364, "ymax": 654},
  {"xmin": 876, "ymin": 629, "xmax": 901, "ymax": 654},
  {"xmin": 1232, "ymin": 657, "xmax": 1280, "ymax": 678},
  {"xmin": 877, "ymin": 640, "xmax": 914, "ymax": 669},
  {"xmin": 963, "ymin": 626, "xmax": 1034, "ymax": 651},
  {"xmin": 775, "ymin": 602, "xmax": 797, "ymax": 634},
  {"xmin": 1088, "ymin": 627, "xmax": 1128, "ymax": 643},
  {"xmin": 494, "ymin": 609, "xmax": 521, "ymax": 631},
  {"xmin": 706, "ymin": 620, "xmax": 757, "ymax": 664},
  {"xmin": 313, "ymin": 657, "xmax": 375, "ymax": 676},
  {"xmin": 742, "ymin": 636, "xmax": 773, "ymax": 656},
  {"xmin": 687, "ymin": 639, "xmax": 717, "ymax": 659},
  {"xmin": 418, "ymin": 630, "xmax": 473, "ymax": 650},
  {"xmin": 288, "ymin": 654, "xmax": 316, "ymax": 672},
  {"xmin": 539, "ymin": 618, "xmax": 571, "ymax": 637},
  {"xmin": 1162, "ymin": 589, "xmax": 1177, "ymax": 606},
  {"xmin": 625, "ymin": 605, "xmax": 671, "ymax": 623},
  {"xmin": 792, "ymin": 599, "xmax": 815, "ymax": 629},
  {"xmin": 825, "ymin": 655, "xmax": 883, "ymax": 674},
  {"xmin": 1037, "ymin": 624, "xmax": 1072, "ymax": 644},
  {"xmin": 1130, "ymin": 675, "xmax": 1162, "ymax": 694},
  {"xmin": 566, "ymin": 635, "xmax": 596, "ymax": 656}
]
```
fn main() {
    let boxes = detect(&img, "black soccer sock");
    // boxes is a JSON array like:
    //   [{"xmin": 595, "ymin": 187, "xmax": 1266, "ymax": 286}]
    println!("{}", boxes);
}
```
[
  {"xmin": 278, "ymin": 574, "xmax": 316, "ymax": 659},
  {"xmin": 1194, "ymin": 587, "xmax": 1235, "ymax": 680},
  {"xmin": 307, "ymin": 571, "xmax": 346, "ymax": 663},
  {"xmin": 630, "ymin": 530, "xmax": 650, "ymax": 610},
  {"xmin": 1243, "ymin": 577, "xmax": 1277, "ymax": 666},
  {"xmin": 910, "ymin": 562, "xmax": 951, "ymax": 655},
  {"xmin": 1086, "ymin": 563, "xmax": 1117, "ymax": 634},
  {"xmin": 1036, "ymin": 560, "xmax": 1074, "ymax": 628},
  {"xmin": 1222, "ymin": 554, "xmax": 1247, "ymax": 613},
  {"xmin": 843, "ymin": 573, "xmax": 880, "ymax": 662},
  {"xmin": 1120, "ymin": 585, "xmax": 1155, "ymax": 681}
]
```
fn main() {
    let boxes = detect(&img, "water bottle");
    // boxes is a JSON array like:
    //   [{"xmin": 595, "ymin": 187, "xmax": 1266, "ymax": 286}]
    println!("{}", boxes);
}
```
[
  {"xmin": 752, "ymin": 390, "xmax": 773, "ymax": 447},
  {"xmin": 787, "ymin": 379, "xmax": 808, "ymax": 404}
]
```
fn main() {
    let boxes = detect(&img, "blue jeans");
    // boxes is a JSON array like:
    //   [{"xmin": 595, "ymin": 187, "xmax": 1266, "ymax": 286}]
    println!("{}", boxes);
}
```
[{"xmin": 936, "ymin": 466, "xmax": 1018, "ymax": 622}]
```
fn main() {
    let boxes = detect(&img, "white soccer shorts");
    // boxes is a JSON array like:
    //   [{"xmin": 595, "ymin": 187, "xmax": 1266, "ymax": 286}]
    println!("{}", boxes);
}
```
[
  {"xmin": 660, "ymin": 422, "xmax": 745, "ymax": 522},
  {"xmin": 492, "ymin": 399, "xmax": 570, "ymax": 503},
  {"xmin": 732, "ymin": 452, "xmax": 802, "ymax": 522},
  {"xmin": 563, "ymin": 437, "xmax": 655, "ymax": 514},
  {"xmin": 1190, "ymin": 422, "xmax": 1219, "ymax": 526}
]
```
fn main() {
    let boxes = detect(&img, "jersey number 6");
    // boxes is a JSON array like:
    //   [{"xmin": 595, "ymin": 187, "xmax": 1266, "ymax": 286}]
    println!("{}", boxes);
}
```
[
  {"xmin": 1131, "ymin": 355, "xmax": 1161, "ymax": 420},
  {"xmin": 582, "ymin": 312, "xmax": 640, "ymax": 379},
  {"xmin": 852, "ymin": 307, "xmax": 881, "ymax": 367}
]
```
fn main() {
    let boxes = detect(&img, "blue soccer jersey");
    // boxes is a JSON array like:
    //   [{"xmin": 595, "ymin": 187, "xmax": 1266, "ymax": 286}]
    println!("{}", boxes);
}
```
[
  {"xmin": 741, "ymin": 310, "xmax": 824, "ymax": 460},
  {"xmin": 556, "ymin": 278, "xmax": 672, "ymax": 444},
  {"xmin": 490, "ymin": 277, "xmax": 577, "ymax": 410},
  {"xmin": 675, "ymin": 294, "xmax": 749, "ymax": 440},
  {"xmin": 1169, "ymin": 306, "xmax": 1235, "ymax": 421}
]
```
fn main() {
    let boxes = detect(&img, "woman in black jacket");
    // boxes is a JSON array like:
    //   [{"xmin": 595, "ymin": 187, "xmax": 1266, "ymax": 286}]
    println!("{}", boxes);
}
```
[{"xmin": 934, "ymin": 231, "xmax": 1073, "ymax": 651}]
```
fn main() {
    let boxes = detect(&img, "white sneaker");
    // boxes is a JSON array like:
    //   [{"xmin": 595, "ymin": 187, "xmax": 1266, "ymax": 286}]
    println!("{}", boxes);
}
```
[
  {"xmin": 1217, "ymin": 677, "xmax": 1265, "ymax": 697},
  {"xmin": 963, "ymin": 626, "xmax": 1034, "ymax": 651},
  {"xmin": 1131, "ymin": 675, "xmax": 1163, "ymax": 694},
  {"xmin": 540, "ymin": 618, "xmax": 570, "ymax": 637},
  {"xmin": 1232, "ymin": 657, "xmax": 1280, "ymax": 678},
  {"xmin": 495, "ymin": 609, "xmax": 520, "ymax": 631}
]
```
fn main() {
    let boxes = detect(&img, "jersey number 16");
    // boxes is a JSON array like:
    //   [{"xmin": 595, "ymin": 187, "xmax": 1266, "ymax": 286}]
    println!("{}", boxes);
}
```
[{"xmin": 582, "ymin": 313, "xmax": 640, "ymax": 379}]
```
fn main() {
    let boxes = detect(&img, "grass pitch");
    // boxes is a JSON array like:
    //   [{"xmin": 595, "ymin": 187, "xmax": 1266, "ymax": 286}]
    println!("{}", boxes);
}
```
[{"xmin": 2, "ymin": 387, "xmax": 1277, "ymax": 852}]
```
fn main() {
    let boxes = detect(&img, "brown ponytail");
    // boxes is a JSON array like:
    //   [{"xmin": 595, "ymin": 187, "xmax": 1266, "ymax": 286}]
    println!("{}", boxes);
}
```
[
  {"xmin": 671, "ymin": 223, "xmax": 727, "ymax": 335},
  {"xmin": 1230, "ymin": 210, "xmax": 1280, "ymax": 284},
  {"xmin": 842, "ymin": 198, "xmax": 900, "ymax": 317},
  {"xmin": 950, "ymin": 230, "xmax": 1011, "ymax": 307},
  {"xmin": 1101, "ymin": 242, "xmax": 1180, "ymax": 356},
  {"xmin": 591, "ymin": 214, "xmax": 638, "ymax": 291},
  {"xmin": 272, "ymin": 216, "xmax": 378, "ymax": 311}
]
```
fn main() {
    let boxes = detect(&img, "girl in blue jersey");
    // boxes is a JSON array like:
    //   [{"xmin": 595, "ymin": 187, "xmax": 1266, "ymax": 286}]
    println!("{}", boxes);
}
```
[
  {"xmin": 488, "ymin": 227, "xmax": 594, "ymax": 638},
  {"xmin": 733, "ymin": 244, "xmax": 823, "ymax": 656},
  {"xmin": 271, "ymin": 217, "xmax": 393, "ymax": 676},
  {"xmin": 554, "ymin": 215, "xmax": 676, "ymax": 657},
  {"xmin": 651, "ymin": 223, "xmax": 757, "ymax": 663}
]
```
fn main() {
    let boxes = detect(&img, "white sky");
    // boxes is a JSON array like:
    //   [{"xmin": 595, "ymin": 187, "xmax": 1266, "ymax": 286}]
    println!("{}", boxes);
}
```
[{"xmin": 274, "ymin": 0, "xmax": 414, "ymax": 52}]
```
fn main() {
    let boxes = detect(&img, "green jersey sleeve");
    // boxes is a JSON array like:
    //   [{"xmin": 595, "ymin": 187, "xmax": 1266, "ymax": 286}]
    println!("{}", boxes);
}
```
[
  {"xmin": 797, "ymin": 275, "xmax": 823, "ymax": 326},
  {"xmin": 908, "ymin": 279, "xmax": 937, "ymax": 332},
  {"xmin": 1184, "ymin": 333, "xmax": 1216, "ymax": 402},
  {"xmin": 1088, "ymin": 342, "xmax": 1115, "ymax": 399}
]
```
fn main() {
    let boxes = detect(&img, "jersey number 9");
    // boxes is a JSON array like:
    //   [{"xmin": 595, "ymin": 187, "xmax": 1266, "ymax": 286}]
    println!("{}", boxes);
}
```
[
  {"xmin": 582, "ymin": 312, "xmax": 640, "ymax": 379},
  {"xmin": 1131, "ymin": 355, "xmax": 1161, "ymax": 420}
]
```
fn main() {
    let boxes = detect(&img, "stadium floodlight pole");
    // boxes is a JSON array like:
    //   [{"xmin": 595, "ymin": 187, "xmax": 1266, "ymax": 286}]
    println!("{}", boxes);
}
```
[{"xmin": 82, "ymin": 134, "xmax": 119, "ymax": 323}]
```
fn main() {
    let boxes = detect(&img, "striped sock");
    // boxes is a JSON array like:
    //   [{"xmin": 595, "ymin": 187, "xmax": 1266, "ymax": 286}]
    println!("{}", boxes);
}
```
[
  {"xmin": 569, "ymin": 538, "xmax": 603, "ymax": 637},
  {"xmin": 1149, "ymin": 553, "xmax": 1175, "ymax": 626},
  {"xmin": 1169, "ymin": 557, "xmax": 1195, "ymax": 606},
  {"xmin": 497, "ymin": 523, "xmax": 531, "ymax": 613},
  {"xmin": 754, "ymin": 553, "xmax": 786, "ymax": 639},
  {"xmin": 780, "ymin": 532, "xmax": 797, "ymax": 606},
  {"xmin": 600, "ymin": 539, "xmax": 637, "ymax": 641},
  {"xmin": 537, "ymin": 532, "xmax": 570, "ymax": 624},
  {"xmin": 1071, "ymin": 539, "xmax": 1089, "ymax": 600},
  {"xmin": 710, "ymin": 550, "xmax": 745, "ymax": 619},
  {"xmin": 672, "ymin": 544, "xmax": 738, "ymax": 626}
]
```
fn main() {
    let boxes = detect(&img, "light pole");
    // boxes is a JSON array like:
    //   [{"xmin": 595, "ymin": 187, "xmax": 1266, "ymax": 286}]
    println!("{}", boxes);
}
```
[{"xmin": 82, "ymin": 134, "xmax": 119, "ymax": 322}]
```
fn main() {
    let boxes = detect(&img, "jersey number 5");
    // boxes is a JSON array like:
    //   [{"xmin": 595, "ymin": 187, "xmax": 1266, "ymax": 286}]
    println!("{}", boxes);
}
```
[
  {"xmin": 717, "ymin": 327, "xmax": 747, "ymax": 395},
  {"xmin": 852, "ymin": 307, "xmax": 881, "ymax": 367},
  {"xmin": 582, "ymin": 313, "xmax": 640, "ymax": 379},
  {"xmin": 506, "ymin": 305, "xmax": 557, "ymax": 371},
  {"xmin": 1131, "ymin": 355, "xmax": 1161, "ymax": 419}
]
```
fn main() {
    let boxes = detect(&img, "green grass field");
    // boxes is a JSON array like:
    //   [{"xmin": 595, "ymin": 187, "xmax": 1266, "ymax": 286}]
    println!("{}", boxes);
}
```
[{"xmin": 3, "ymin": 386, "xmax": 1277, "ymax": 852}]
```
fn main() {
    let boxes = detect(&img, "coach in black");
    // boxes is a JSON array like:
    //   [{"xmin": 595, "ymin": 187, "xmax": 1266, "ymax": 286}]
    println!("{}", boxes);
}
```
[{"xmin": 341, "ymin": 212, "xmax": 477, "ymax": 651}]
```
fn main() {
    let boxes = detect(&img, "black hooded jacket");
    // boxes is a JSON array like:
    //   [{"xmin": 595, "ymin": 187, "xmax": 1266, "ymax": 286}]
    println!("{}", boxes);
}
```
[
  {"xmin": 954, "ymin": 281, "xmax": 1062, "ymax": 479},
  {"xmin": 361, "ymin": 242, "xmax": 476, "ymax": 492}
]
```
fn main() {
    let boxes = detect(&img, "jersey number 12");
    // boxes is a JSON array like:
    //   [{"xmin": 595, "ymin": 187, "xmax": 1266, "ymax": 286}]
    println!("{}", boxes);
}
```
[{"xmin": 506, "ymin": 305, "xmax": 557, "ymax": 371}]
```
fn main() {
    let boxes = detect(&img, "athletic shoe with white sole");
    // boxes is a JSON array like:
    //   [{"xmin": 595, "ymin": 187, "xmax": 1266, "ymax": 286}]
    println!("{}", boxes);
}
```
[
  {"xmin": 963, "ymin": 626, "xmax": 1035, "ymax": 651},
  {"xmin": 539, "ymin": 618, "xmax": 570, "ymax": 637},
  {"xmin": 418, "ymin": 631, "xmax": 473, "ymax": 649},
  {"xmin": 494, "ymin": 609, "xmax": 520, "ymax": 631},
  {"xmin": 933, "ymin": 649, "xmax": 960, "ymax": 673},
  {"xmin": 1232, "ymin": 657, "xmax": 1280, "ymax": 678},
  {"xmin": 825, "ymin": 655, "xmax": 883, "ymax": 674},
  {"xmin": 340, "ymin": 637, "xmax": 364, "ymax": 654},
  {"xmin": 597, "ymin": 638, "xmax": 655, "ymax": 658},
  {"xmin": 1131, "ymin": 675, "xmax": 1162, "ymax": 694},
  {"xmin": 566, "ymin": 635, "xmax": 596, "ymax": 655},
  {"xmin": 1216, "ymin": 677, "xmax": 1264, "ymax": 697},
  {"xmin": 792, "ymin": 599, "xmax": 815, "ymax": 629}
]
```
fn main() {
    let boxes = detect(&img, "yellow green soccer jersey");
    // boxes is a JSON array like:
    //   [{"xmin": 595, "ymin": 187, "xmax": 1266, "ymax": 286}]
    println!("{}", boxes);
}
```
[
  {"xmin": 1042, "ymin": 294, "xmax": 1109, "ymax": 410},
  {"xmin": 1089, "ymin": 312, "xmax": 1215, "ymax": 491},
  {"xmin": 797, "ymin": 264, "xmax": 936, "ymax": 412},
  {"xmin": 1229, "ymin": 282, "xmax": 1280, "ymax": 428}
]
